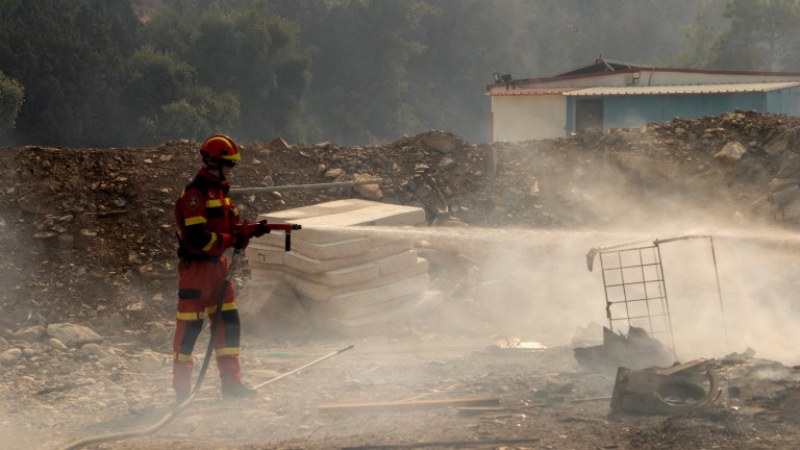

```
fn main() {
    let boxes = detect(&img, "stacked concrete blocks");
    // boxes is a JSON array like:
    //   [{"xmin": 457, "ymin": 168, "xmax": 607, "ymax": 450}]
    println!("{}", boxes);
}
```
[{"xmin": 246, "ymin": 199, "xmax": 440, "ymax": 335}]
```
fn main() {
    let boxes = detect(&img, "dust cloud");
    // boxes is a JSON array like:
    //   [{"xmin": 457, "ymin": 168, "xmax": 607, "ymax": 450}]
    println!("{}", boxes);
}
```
[{"xmin": 317, "ymin": 222, "xmax": 800, "ymax": 366}]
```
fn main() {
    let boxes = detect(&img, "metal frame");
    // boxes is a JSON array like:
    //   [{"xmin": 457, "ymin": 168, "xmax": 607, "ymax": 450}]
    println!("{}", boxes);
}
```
[{"xmin": 587, "ymin": 234, "xmax": 728, "ymax": 358}]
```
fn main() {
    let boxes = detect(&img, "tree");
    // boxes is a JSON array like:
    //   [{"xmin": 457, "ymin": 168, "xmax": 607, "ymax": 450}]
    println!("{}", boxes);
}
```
[
  {"xmin": 669, "ymin": 1, "xmax": 723, "ymax": 69},
  {"xmin": 273, "ymin": 0, "xmax": 435, "ymax": 144},
  {"xmin": 0, "ymin": 69, "xmax": 23, "ymax": 139},
  {"xmin": 120, "ymin": 46, "xmax": 239, "ymax": 143},
  {"xmin": 710, "ymin": 0, "xmax": 800, "ymax": 71},
  {"xmin": 143, "ymin": 0, "xmax": 311, "ymax": 142},
  {"xmin": 0, "ymin": 0, "xmax": 140, "ymax": 146}
]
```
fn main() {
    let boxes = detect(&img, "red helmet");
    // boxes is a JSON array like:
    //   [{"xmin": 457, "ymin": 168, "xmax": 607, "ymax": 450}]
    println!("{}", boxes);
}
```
[{"xmin": 200, "ymin": 134, "xmax": 241, "ymax": 165}]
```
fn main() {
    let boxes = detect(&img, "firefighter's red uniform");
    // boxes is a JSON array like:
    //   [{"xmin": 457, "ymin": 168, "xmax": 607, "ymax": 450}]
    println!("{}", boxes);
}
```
[
  {"xmin": 173, "ymin": 165, "xmax": 244, "ymax": 395},
  {"xmin": 172, "ymin": 134, "xmax": 267, "ymax": 401}
]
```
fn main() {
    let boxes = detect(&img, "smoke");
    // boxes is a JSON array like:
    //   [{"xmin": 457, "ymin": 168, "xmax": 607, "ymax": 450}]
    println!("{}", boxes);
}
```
[{"xmin": 324, "ymin": 223, "xmax": 800, "ymax": 366}]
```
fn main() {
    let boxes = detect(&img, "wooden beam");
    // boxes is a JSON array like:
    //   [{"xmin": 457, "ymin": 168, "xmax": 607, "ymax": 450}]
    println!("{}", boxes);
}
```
[{"xmin": 319, "ymin": 396, "xmax": 500, "ymax": 413}]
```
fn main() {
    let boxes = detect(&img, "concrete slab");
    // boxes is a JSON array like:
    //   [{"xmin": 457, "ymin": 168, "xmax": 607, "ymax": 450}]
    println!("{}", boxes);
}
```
[
  {"xmin": 249, "ymin": 235, "xmax": 372, "ymax": 260},
  {"xmin": 376, "ymin": 250, "xmax": 419, "ymax": 276},
  {"xmin": 258, "ymin": 199, "xmax": 377, "ymax": 222},
  {"xmin": 247, "ymin": 267, "xmax": 285, "ymax": 281},
  {"xmin": 303, "ymin": 273, "xmax": 429, "ymax": 314},
  {"xmin": 258, "ymin": 200, "xmax": 425, "ymax": 244},
  {"xmin": 283, "ymin": 241, "xmax": 411, "ymax": 274},
  {"xmin": 249, "ymin": 262, "xmax": 380, "ymax": 287},
  {"xmin": 246, "ymin": 244, "xmax": 286, "ymax": 265},
  {"xmin": 287, "ymin": 257, "xmax": 428, "ymax": 302}
]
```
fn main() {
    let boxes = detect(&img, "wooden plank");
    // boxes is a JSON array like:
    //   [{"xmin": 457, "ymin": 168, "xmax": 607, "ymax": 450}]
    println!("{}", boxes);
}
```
[
  {"xmin": 319, "ymin": 396, "xmax": 500, "ymax": 413},
  {"xmin": 658, "ymin": 358, "xmax": 710, "ymax": 376}
]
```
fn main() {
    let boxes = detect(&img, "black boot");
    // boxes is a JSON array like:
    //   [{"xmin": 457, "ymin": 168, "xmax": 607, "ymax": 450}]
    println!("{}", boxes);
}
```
[{"xmin": 222, "ymin": 382, "xmax": 258, "ymax": 400}]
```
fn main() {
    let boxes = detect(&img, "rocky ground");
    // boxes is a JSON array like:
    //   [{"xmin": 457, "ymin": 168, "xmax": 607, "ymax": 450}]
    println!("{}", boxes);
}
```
[{"xmin": 1, "ymin": 110, "xmax": 799, "ymax": 449}]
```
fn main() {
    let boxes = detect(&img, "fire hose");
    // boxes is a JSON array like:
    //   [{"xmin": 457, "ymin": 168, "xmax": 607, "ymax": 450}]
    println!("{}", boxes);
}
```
[{"xmin": 59, "ymin": 224, "xmax": 353, "ymax": 450}]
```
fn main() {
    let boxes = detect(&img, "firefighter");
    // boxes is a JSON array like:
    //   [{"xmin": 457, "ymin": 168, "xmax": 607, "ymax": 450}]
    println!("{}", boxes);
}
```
[{"xmin": 172, "ymin": 134, "xmax": 268, "ymax": 402}]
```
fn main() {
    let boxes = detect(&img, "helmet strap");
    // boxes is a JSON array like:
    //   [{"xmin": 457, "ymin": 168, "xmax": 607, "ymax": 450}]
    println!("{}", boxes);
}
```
[{"xmin": 202, "ymin": 155, "xmax": 227, "ymax": 182}]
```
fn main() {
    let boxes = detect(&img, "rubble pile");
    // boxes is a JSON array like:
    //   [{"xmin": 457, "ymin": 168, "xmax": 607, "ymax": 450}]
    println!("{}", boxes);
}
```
[
  {"xmin": 0, "ymin": 111, "xmax": 799, "ymax": 449},
  {"xmin": 0, "ymin": 112, "xmax": 799, "ymax": 333}
]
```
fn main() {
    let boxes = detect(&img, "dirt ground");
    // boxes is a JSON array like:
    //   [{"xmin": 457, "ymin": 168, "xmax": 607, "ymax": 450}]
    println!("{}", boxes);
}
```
[{"xmin": 1, "ymin": 111, "xmax": 799, "ymax": 449}]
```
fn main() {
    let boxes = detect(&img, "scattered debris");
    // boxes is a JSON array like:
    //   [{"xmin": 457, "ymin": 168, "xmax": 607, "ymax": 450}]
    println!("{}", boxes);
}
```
[
  {"xmin": 610, "ymin": 366, "xmax": 720, "ymax": 415},
  {"xmin": 490, "ymin": 337, "xmax": 547, "ymax": 352},
  {"xmin": 573, "ymin": 326, "xmax": 675, "ymax": 371}
]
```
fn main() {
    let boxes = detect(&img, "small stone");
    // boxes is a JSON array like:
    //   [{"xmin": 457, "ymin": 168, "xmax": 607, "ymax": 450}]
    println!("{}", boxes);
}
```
[
  {"xmin": 49, "ymin": 338, "xmax": 68, "ymax": 350},
  {"xmin": 0, "ymin": 348, "xmax": 22, "ymax": 365},
  {"xmin": 13, "ymin": 325, "xmax": 45, "ymax": 342}
]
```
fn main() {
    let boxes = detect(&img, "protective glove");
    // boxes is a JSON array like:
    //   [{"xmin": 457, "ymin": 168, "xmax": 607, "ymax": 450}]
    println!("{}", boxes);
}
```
[
  {"xmin": 251, "ymin": 219, "xmax": 270, "ymax": 238},
  {"xmin": 233, "ymin": 231, "xmax": 250, "ymax": 249}
]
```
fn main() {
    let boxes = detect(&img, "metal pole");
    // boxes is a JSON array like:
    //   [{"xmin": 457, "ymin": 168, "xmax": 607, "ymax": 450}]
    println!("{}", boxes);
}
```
[
  {"xmin": 708, "ymin": 236, "xmax": 730, "ymax": 351},
  {"xmin": 230, "ymin": 178, "xmax": 387, "ymax": 194},
  {"xmin": 253, "ymin": 344, "xmax": 354, "ymax": 389}
]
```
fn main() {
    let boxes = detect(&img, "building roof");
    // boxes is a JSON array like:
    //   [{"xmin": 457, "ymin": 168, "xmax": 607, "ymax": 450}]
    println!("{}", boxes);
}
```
[
  {"xmin": 485, "ymin": 81, "xmax": 800, "ymax": 97},
  {"xmin": 565, "ymin": 81, "xmax": 800, "ymax": 96},
  {"xmin": 487, "ymin": 57, "xmax": 800, "ymax": 91},
  {"xmin": 555, "ymin": 58, "xmax": 650, "ymax": 77},
  {"xmin": 484, "ymin": 87, "xmax": 584, "ymax": 96}
]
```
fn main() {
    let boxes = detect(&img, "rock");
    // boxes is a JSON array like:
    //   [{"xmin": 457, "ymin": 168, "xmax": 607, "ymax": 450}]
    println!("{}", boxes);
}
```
[
  {"xmin": 144, "ymin": 321, "xmax": 172, "ymax": 347},
  {"xmin": 436, "ymin": 156, "xmax": 456, "ymax": 171},
  {"xmin": 324, "ymin": 168, "xmax": 344, "ymax": 179},
  {"xmin": 416, "ymin": 130, "xmax": 464, "ymax": 153},
  {"xmin": 768, "ymin": 178, "xmax": 797, "ymax": 193},
  {"xmin": 46, "ymin": 323, "xmax": 103, "ymax": 347},
  {"xmin": 770, "ymin": 184, "xmax": 800, "ymax": 206},
  {"xmin": 13, "ymin": 325, "xmax": 45, "ymax": 342},
  {"xmin": 268, "ymin": 137, "xmax": 291, "ymax": 150},
  {"xmin": 353, "ymin": 173, "xmax": 382, "ymax": 200},
  {"xmin": 714, "ymin": 141, "xmax": 748, "ymax": 162},
  {"xmin": 781, "ymin": 197, "xmax": 800, "ymax": 219},
  {"xmin": 132, "ymin": 350, "xmax": 167, "ymax": 372},
  {"xmin": 49, "ymin": 338, "xmax": 68, "ymax": 350},
  {"xmin": 107, "ymin": 312, "xmax": 126, "ymax": 330},
  {"xmin": 777, "ymin": 153, "xmax": 800, "ymax": 178},
  {"xmin": 0, "ymin": 348, "xmax": 22, "ymax": 365}
]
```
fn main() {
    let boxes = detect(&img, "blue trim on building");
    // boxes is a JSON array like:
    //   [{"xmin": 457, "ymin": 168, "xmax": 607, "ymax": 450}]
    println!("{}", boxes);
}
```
[
  {"xmin": 766, "ymin": 87, "xmax": 800, "ymax": 115},
  {"xmin": 566, "ymin": 97, "xmax": 575, "ymax": 134},
  {"xmin": 563, "ymin": 88, "xmax": 800, "ymax": 135},
  {"xmin": 601, "ymin": 93, "xmax": 766, "ymax": 130}
]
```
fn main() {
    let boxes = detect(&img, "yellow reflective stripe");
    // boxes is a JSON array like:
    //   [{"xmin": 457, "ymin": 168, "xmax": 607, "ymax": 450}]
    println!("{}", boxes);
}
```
[
  {"xmin": 215, "ymin": 347, "xmax": 240, "ymax": 356},
  {"xmin": 202, "ymin": 232, "xmax": 218, "ymax": 252},
  {"xmin": 185, "ymin": 216, "xmax": 206, "ymax": 226},
  {"xmin": 206, "ymin": 199, "xmax": 223, "ymax": 208},
  {"xmin": 173, "ymin": 352, "xmax": 194, "ymax": 362},
  {"xmin": 224, "ymin": 198, "xmax": 232, "ymax": 205},
  {"xmin": 232, "ymin": 207, "xmax": 239, "ymax": 217},
  {"xmin": 206, "ymin": 303, "xmax": 237, "ymax": 315},
  {"xmin": 176, "ymin": 311, "xmax": 203, "ymax": 321}
]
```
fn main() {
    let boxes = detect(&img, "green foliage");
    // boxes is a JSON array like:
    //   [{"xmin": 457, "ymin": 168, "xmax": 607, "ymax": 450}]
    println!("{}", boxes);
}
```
[
  {"xmin": 2, "ymin": 0, "xmax": 800, "ymax": 146},
  {"xmin": 710, "ymin": 0, "xmax": 800, "ymax": 70},
  {"xmin": 669, "ymin": 2, "xmax": 721, "ymax": 69},
  {"xmin": 140, "ymin": 87, "xmax": 239, "ymax": 142},
  {"xmin": 120, "ymin": 46, "xmax": 241, "ymax": 142},
  {"xmin": 0, "ymin": 69, "xmax": 23, "ymax": 137},
  {"xmin": 143, "ymin": 0, "xmax": 311, "ymax": 142},
  {"xmin": 0, "ymin": 0, "xmax": 140, "ymax": 146},
  {"xmin": 273, "ymin": 0, "xmax": 434, "ymax": 144}
]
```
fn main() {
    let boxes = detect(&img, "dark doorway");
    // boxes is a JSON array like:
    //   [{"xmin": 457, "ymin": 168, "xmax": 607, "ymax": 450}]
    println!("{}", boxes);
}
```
[{"xmin": 576, "ymin": 98, "xmax": 604, "ymax": 131}]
